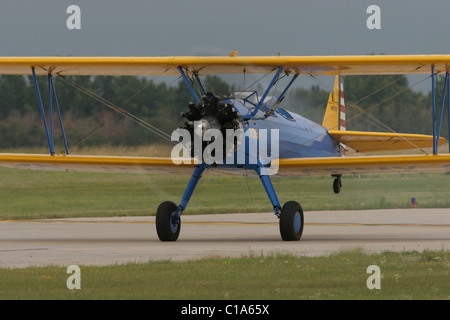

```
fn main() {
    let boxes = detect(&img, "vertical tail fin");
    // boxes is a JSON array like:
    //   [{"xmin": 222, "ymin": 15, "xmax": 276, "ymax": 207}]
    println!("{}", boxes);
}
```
[{"xmin": 322, "ymin": 75, "xmax": 346, "ymax": 131}]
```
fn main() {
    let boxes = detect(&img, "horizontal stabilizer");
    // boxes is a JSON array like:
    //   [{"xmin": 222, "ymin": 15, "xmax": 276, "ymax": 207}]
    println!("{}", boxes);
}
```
[
  {"xmin": 276, "ymin": 154, "xmax": 450, "ymax": 176},
  {"xmin": 328, "ymin": 130, "xmax": 445, "ymax": 153}
]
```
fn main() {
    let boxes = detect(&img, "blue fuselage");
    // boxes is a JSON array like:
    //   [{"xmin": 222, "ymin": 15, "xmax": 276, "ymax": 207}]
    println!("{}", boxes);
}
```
[{"xmin": 230, "ymin": 98, "xmax": 341, "ymax": 162}]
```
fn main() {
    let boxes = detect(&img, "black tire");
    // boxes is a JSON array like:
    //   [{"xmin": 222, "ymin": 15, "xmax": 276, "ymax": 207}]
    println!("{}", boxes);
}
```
[
  {"xmin": 333, "ymin": 178, "xmax": 342, "ymax": 194},
  {"xmin": 156, "ymin": 201, "xmax": 180, "ymax": 241},
  {"xmin": 279, "ymin": 201, "xmax": 304, "ymax": 241}
]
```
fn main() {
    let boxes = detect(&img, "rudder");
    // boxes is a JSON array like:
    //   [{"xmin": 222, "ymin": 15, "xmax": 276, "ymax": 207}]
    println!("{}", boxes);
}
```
[{"xmin": 322, "ymin": 75, "xmax": 346, "ymax": 131}]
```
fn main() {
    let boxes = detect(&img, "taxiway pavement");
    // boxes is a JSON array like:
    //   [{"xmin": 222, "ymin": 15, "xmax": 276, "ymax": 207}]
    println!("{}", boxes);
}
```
[{"xmin": 0, "ymin": 208, "xmax": 449, "ymax": 268}]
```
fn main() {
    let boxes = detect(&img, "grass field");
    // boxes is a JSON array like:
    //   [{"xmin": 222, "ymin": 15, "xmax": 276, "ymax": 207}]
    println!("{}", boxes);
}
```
[
  {"xmin": 0, "ymin": 166, "xmax": 449, "ymax": 220},
  {"xmin": 0, "ymin": 250, "xmax": 448, "ymax": 300}
]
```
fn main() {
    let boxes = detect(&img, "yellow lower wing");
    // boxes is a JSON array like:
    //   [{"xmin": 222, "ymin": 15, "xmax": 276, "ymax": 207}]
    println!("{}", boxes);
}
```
[
  {"xmin": 1, "ymin": 153, "xmax": 450, "ymax": 177},
  {"xmin": 328, "ymin": 130, "xmax": 445, "ymax": 153},
  {"xmin": 0, "ymin": 154, "xmax": 197, "ymax": 174}
]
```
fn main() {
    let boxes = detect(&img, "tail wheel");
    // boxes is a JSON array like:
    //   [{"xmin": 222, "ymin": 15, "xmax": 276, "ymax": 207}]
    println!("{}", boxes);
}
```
[
  {"xmin": 156, "ymin": 201, "xmax": 180, "ymax": 241},
  {"xmin": 333, "ymin": 177, "xmax": 342, "ymax": 194},
  {"xmin": 279, "ymin": 201, "xmax": 304, "ymax": 241}
]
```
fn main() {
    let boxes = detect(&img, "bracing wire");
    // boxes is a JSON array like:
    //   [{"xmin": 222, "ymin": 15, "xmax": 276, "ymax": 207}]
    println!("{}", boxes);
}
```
[{"xmin": 55, "ymin": 72, "xmax": 178, "ymax": 146}]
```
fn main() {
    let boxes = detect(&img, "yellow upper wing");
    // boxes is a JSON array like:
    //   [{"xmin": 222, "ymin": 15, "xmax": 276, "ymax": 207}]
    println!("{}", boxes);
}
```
[{"xmin": 0, "ymin": 54, "xmax": 450, "ymax": 76}]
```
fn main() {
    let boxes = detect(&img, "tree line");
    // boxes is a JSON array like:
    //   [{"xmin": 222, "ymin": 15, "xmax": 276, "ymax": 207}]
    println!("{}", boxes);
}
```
[{"xmin": 0, "ymin": 73, "xmax": 446, "ymax": 150}]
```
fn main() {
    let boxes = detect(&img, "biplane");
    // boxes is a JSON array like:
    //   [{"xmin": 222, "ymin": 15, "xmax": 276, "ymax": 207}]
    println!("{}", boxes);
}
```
[{"xmin": 0, "ymin": 54, "xmax": 450, "ymax": 241}]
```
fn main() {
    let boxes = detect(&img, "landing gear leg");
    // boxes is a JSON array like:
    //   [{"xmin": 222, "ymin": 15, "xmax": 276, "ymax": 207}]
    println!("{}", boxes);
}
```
[
  {"xmin": 156, "ymin": 164, "xmax": 206, "ymax": 241},
  {"xmin": 257, "ymin": 167, "xmax": 304, "ymax": 241},
  {"xmin": 332, "ymin": 174, "xmax": 342, "ymax": 194}
]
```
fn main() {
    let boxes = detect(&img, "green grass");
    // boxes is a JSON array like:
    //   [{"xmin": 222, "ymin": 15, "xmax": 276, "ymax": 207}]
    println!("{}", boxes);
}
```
[
  {"xmin": 0, "ymin": 167, "xmax": 450, "ymax": 220},
  {"xmin": 0, "ymin": 250, "xmax": 448, "ymax": 300}
]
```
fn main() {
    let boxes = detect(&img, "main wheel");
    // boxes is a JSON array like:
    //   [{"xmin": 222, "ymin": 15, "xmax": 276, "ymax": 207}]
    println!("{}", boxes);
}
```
[
  {"xmin": 279, "ymin": 201, "xmax": 304, "ymax": 241},
  {"xmin": 156, "ymin": 201, "xmax": 180, "ymax": 241}
]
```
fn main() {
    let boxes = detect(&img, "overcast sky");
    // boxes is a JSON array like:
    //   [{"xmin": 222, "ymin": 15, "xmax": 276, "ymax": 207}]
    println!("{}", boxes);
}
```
[
  {"xmin": 1, "ymin": 0, "xmax": 449, "ymax": 91},
  {"xmin": 2, "ymin": 0, "xmax": 449, "ymax": 56}
]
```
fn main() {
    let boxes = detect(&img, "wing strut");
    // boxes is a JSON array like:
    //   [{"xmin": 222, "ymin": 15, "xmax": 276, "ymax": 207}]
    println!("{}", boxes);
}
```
[
  {"xmin": 193, "ymin": 73, "xmax": 207, "ymax": 96},
  {"xmin": 178, "ymin": 67, "xmax": 200, "ymax": 103},
  {"xmin": 49, "ymin": 74, "xmax": 70, "ymax": 155},
  {"xmin": 31, "ymin": 68, "xmax": 69, "ymax": 155},
  {"xmin": 431, "ymin": 68, "xmax": 450, "ymax": 154},
  {"xmin": 249, "ymin": 66, "xmax": 284, "ymax": 118}
]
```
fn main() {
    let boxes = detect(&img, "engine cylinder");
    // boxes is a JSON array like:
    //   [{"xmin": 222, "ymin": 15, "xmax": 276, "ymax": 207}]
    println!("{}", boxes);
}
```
[{"xmin": 181, "ymin": 93, "xmax": 243, "ymax": 163}]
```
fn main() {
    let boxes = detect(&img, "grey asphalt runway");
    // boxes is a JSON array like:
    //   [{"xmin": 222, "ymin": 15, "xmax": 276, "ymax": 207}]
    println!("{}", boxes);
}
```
[{"xmin": 0, "ymin": 208, "xmax": 449, "ymax": 268}]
